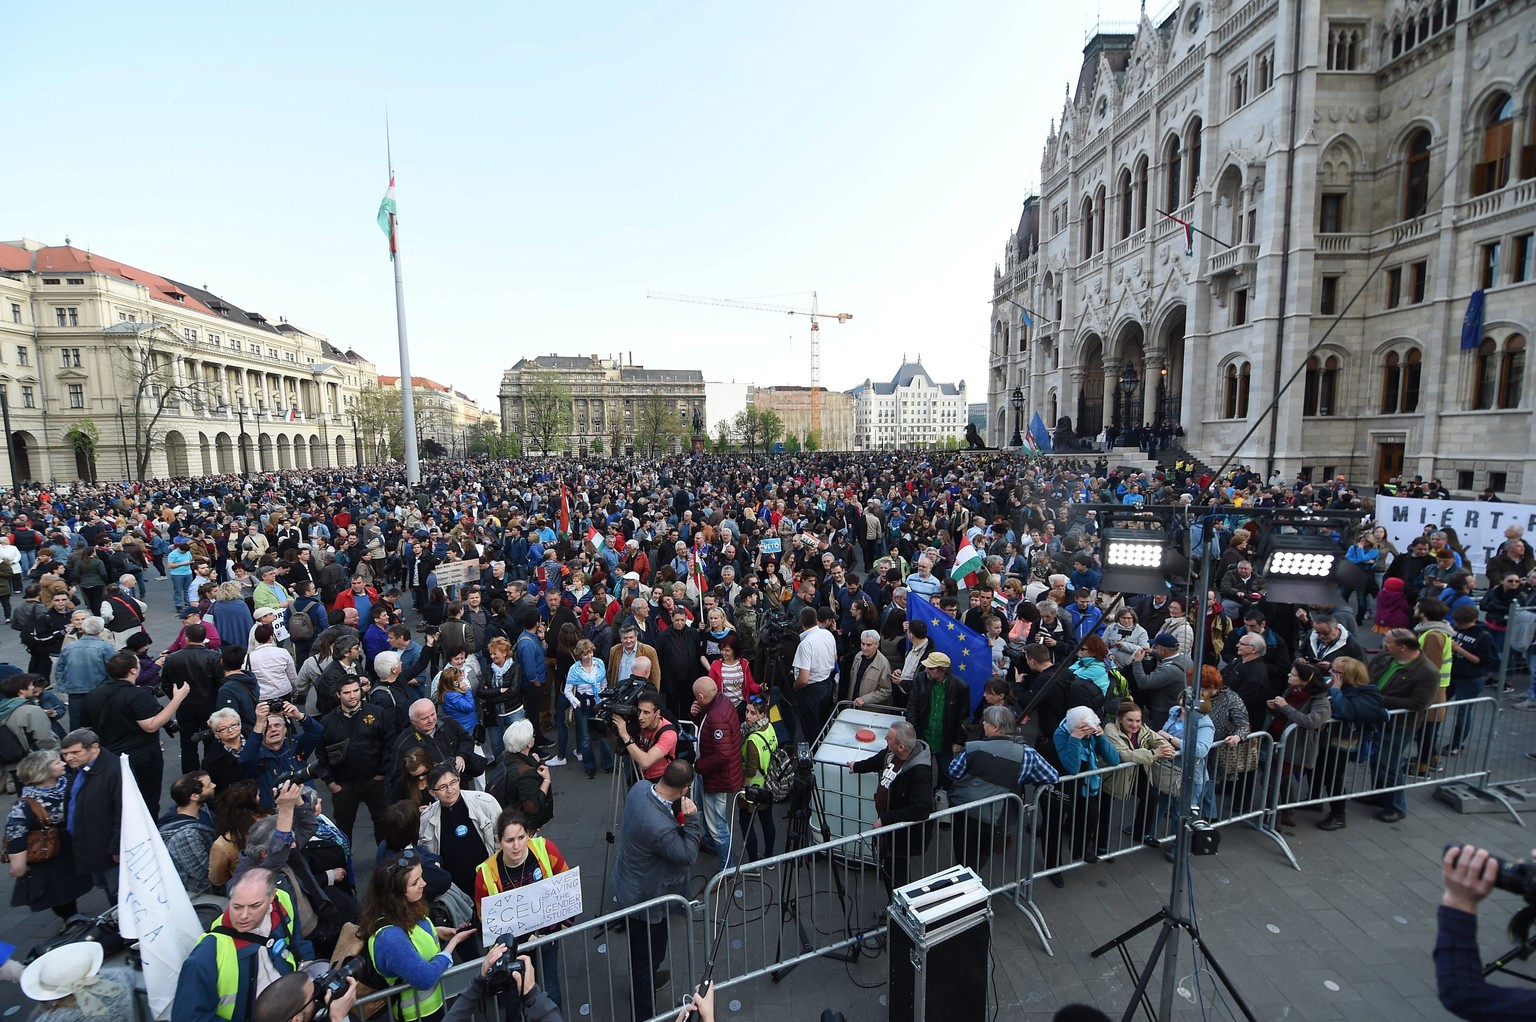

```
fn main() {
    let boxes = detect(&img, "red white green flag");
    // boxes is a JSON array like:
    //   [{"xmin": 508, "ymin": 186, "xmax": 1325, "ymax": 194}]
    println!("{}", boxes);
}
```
[
  {"xmin": 377, "ymin": 174, "xmax": 398, "ymax": 259},
  {"xmin": 951, "ymin": 540, "xmax": 983, "ymax": 588},
  {"xmin": 586, "ymin": 525, "xmax": 605, "ymax": 551}
]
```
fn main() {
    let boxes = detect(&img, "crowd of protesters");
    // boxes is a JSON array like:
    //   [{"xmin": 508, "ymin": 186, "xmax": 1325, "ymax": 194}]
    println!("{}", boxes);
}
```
[{"xmin": 0, "ymin": 448, "xmax": 1531, "ymax": 1022}]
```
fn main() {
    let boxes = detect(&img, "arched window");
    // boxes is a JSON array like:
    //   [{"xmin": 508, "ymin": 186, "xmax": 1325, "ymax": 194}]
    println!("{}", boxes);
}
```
[
  {"xmin": 1404, "ymin": 129, "xmax": 1432, "ymax": 218},
  {"xmin": 1135, "ymin": 156, "xmax": 1150, "ymax": 229},
  {"xmin": 1119, "ymin": 169, "xmax": 1134, "ymax": 240},
  {"xmin": 1381, "ymin": 352, "xmax": 1402, "ymax": 413},
  {"xmin": 1223, "ymin": 361, "xmax": 1252, "ymax": 419},
  {"xmin": 1303, "ymin": 355, "xmax": 1341, "ymax": 416},
  {"xmin": 1188, "ymin": 119, "xmax": 1203, "ymax": 199},
  {"xmin": 1403, "ymin": 349, "xmax": 1422, "ymax": 411},
  {"xmin": 1478, "ymin": 335, "xmax": 1527, "ymax": 408},
  {"xmin": 1081, "ymin": 195, "xmax": 1095, "ymax": 257},
  {"xmin": 1166, "ymin": 135, "xmax": 1183, "ymax": 209},
  {"xmin": 1476, "ymin": 93, "xmax": 1514, "ymax": 194},
  {"xmin": 1095, "ymin": 185, "xmax": 1107, "ymax": 254}
]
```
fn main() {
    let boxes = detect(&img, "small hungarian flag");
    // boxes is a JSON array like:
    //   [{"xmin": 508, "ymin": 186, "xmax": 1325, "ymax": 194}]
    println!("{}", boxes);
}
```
[
  {"xmin": 690, "ymin": 550, "xmax": 708, "ymax": 596},
  {"xmin": 558, "ymin": 483, "xmax": 570, "ymax": 537},
  {"xmin": 586, "ymin": 525, "xmax": 605, "ymax": 551},
  {"xmin": 991, "ymin": 590, "xmax": 1009, "ymax": 612},
  {"xmin": 377, "ymin": 174, "xmax": 398, "ymax": 259},
  {"xmin": 951, "ymin": 540, "xmax": 983, "ymax": 588}
]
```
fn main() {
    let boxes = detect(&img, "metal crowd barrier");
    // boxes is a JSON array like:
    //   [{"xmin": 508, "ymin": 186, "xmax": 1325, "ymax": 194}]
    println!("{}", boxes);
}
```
[
  {"xmin": 1264, "ymin": 695, "xmax": 1513, "ymax": 866},
  {"xmin": 1482, "ymin": 607, "xmax": 1536, "ymax": 795},
  {"xmin": 351, "ymin": 893, "xmax": 698, "ymax": 1022},
  {"xmin": 697, "ymin": 790, "xmax": 1040, "ymax": 989}
]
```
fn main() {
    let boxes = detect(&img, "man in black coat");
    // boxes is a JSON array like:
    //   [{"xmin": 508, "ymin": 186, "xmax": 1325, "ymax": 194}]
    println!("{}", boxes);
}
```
[
  {"xmin": 1221, "ymin": 632, "xmax": 1275, "ymax": 733},
  {"xmin": 317, "ymin": 675, "xmax": 390, "ymax": 842},
  {"xmin": 656, "ymin": 606, "xmax": 705, "ymax": 721},
  {"xmin": 903, "ymin": 651, "xmax": 970, "ymax": 781},
  {"xmin": 161, "ymin": 622, "xmax": 225, "ymax": 770},
  {"xmin": 390, "ymin": 698, "xmax": 481, "ymax": 787},
  {"xmin": 61, "ymin": 728, "xmax": 123, "ymax": 899}
]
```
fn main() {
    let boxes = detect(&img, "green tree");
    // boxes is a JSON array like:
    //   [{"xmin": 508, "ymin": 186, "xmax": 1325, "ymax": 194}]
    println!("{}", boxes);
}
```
[
  {"xmin": 758, "ymin": 409, "xmax": 784, "ymax": 452},
  {"xmin": 522, "ymin": 371, "xmax": 574, "ymax": 455},
  {"xmin": 713, "ymin": 418, "xmax": 734, "ymax": 453},
  {"xmin": 803, "ymin": 429, "xmax": 822, "ymax": 452},
  {"xmin": 588, "ymin": 436, "xmax": 604, "ymax": 457},
  {"xmin": 66, "ymin": 419, "xmax": 101, "ymax": 483},
  {"xmin": 353, "ymin": 385, "xmax": 411, "ymax": 461},
  {"xmin": 784, "ymin": 432, "xmax": 801, "ymax": 453},
  {"xmin": 732, "ymin": 407, "xmax": 762, "ymax": 452},
  {"xmin": 634, "ymin": 397, "xmax": 681, "ymax": 457}
]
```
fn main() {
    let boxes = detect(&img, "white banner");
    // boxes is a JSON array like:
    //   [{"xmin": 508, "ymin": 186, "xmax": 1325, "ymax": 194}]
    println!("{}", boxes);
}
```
[
  {"xmin": 1376, "ymin": 497, "xmax": 1536, "ymax": 578},
  {"xmin": 434, "ymin": 560, "xmax": 471, "ymax": 588},
  {"xmin": 118, "ymin": 756, "xmax": 204, "ymax": 1020},
  {"xmin": 479, "ymin": 866, "xmax": 582, "ymax": 944}
]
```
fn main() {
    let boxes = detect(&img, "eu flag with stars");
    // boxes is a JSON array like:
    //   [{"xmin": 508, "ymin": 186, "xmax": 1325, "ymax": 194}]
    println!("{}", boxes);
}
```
[{"xmin": 907, "ymin": 595, "xmax": 992, "ymax": 712}]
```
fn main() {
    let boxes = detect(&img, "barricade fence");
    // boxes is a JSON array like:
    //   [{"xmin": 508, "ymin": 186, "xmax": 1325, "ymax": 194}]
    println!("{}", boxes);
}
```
[
  {"xmin": 1267, "ymin": 695, "xmax": 1514, "ymax": 850},
  {"xmin": 1484, "ymin": 606, "xmax": 1536, "ymax": 792},
  {"xmin": 350, "ymin": 698, "xmax": 1514, "ymax": 1015}
]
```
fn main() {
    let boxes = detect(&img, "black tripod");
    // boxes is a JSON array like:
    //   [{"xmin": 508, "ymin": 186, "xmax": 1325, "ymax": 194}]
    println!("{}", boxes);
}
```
[
  {"xmin": 770, "ymin": 762, "xmax": 856, "ymax": 981},
  {"xmin": 1482, "ymin": 903, "xmax": 1536, "ymax": 984}
]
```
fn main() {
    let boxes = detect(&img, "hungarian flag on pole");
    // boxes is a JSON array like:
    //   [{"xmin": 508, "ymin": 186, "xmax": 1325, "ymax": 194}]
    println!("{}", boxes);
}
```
[
  {"xmin": 586, "ymin": 525, "xmax": 605, "ymax": 551},
  {"xmin": 689, "ymin": 550, "xmax": 709, "ymax": 598},
  {"xmin": 951, "ymin": 539, "xmax": 983, "ymax": 588},
  {"xmin": 377, "ymin": 173, "xmax": 398, "ymax": 259},
  {"xmin": 558, "ymin": 483, "xmax": 570, "ymax": 537}
]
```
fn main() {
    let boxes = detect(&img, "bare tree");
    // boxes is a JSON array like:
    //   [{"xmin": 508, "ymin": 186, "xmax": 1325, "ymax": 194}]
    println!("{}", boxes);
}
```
[
  {"xmin": 522, "ymin": 372, "xmax": 573, "ymax": 455},
  {"xmin": 117, "ymin": 333, "xmax": 208, "ymax": 482},
  {"xmin": 633, "ymin": 397, "xmax": 681, "ymax": 457}
]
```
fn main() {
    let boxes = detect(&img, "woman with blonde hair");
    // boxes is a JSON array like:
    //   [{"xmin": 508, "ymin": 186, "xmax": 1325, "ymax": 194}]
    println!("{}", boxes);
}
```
[
  {"xmin": 1315, "ymin": 656, "xmax": 1386, "ymax": 832},
  {"xmin": 564, "ymin": 637, "xmax": 610, "ymax": 779}
]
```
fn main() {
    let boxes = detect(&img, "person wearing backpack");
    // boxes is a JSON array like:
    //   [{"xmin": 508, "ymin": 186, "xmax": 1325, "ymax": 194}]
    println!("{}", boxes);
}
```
[
  {"xmin": 286, "ymin": 579, "xmax": 325, "ymax": 678},
  {"xmin": 613, "ymin": 687, "xmax": 680, "ymax": 783},
  {"xmin": 738, "ymin": 693, "xmax": 779, "ymax": 868},
  {"xmin": 1128, "ymin": 634, "xmax": 1193, "ymax": 730}
]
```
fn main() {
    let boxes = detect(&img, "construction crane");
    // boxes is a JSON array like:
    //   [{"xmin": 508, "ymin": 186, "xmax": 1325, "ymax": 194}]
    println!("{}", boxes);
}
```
[{"xmin": 647, "ymin": 290, "xmax": 852, "ymax": 439}]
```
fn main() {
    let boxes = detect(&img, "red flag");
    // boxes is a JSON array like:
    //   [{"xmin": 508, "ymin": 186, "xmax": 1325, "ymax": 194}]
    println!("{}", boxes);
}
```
[{"xmin": 559, "ymin": 483, "xmax": 570, "ymax": 536}]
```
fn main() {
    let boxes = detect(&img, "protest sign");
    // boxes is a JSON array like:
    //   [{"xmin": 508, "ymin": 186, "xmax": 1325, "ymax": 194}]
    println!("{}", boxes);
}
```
[
  {"xmin": 434, "ymin": 559, "xmax": 470, "ymax": 588},
  {"xmin": 479, "ymin": 866, "xmax": 583, "ymax": 944},
  {"xmin": 1376, "ymin": 496, "xmax": 1536, "ymax": 578},
  {"xmin": 759, "ymin": 537, "xmax": 782, "ymax": 554}
]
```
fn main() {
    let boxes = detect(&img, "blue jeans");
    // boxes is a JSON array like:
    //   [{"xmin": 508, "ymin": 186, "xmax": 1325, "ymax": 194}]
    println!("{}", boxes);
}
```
[
  {"xmin": 533, "ymin": 941, "xmax": 561, "ymax": 1008},
  {"xmin": 18, "ymin": 550, "xmax": 35, "ymax": 575},
  {"xmin": 570, "ymin": 708, "xmax": 613, "ymax": 773},
  {"xmin": 485, "ymin": 708, "xmax": 525, "ymax": 760},
  {"xmin": 1371, "ymin": 725, "xmax": 1411, "ymax": 814},
  {"xmin": 170, "ymin": 574, "xmax": 191, "ymax": 612},
  {"xmin": 701, "ymin": 791, "xmax": 737, "ymax": 875},
  {"xmin": 1447, "ymin": 677, "xmax": 1485, "ymax": 749}
]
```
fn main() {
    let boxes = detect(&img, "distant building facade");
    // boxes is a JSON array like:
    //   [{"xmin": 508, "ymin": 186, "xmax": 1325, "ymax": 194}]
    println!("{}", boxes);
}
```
[
  {"xmin": 498, "ymin": 354, "xmax": 704, "ymax": 455},
  {"xmin": 988, "ymin": 0, "xmax": 1536, "ymax": 497},
  {"xmin": 849, "ymin": 361, "xmax": 968, "ymax": 450},
  {"xmin": 378, "ymin": 375, "xmax": 487, "ymax": 451},
  {"xmin": 0, "ymin": 238, "xmax": 377, "ymax": 485},
  {"xmin": 749, "ymin": 386, "xmax": 856, "ymax": 450}
]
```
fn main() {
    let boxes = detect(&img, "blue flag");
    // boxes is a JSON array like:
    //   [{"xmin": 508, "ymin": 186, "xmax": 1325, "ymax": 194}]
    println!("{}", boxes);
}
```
[
  {"xmin": 1029, "ymin": 412, "xmax": 1053, "ymax": 454},
  {"xmin": 907, "ymin": 595, "xmax": 992, "ymax": 712},
  {"xmin": 1019, "ymin": 307, "xmax": 1033, "ymax": 328},
  {"xmin": 1461, "ymin": 289, "xmax": 1485, "ymax": 351}
]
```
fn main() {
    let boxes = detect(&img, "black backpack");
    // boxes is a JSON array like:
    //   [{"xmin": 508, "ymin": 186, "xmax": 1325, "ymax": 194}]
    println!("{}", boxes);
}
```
[
  {"xmin": 1066, "ymin": 666, "xmax": 1124, "ymax": 721},
  {"xmin": 0, "ymin": 711, "xmax": 28, "ymax": 765},
  {"xmin": 659, "ymin": 722, "xmax": 696, "ymax": 763}
]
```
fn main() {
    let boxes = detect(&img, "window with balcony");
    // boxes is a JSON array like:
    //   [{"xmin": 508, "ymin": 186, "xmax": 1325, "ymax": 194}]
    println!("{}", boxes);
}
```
[
  {"xmin": 1165, "ymin": 134, "xmax": 1183, "ymax": 210},
  {"xmin": 1482, "ymin": 241, "xmax": 1502, "ymax": 288},
  {"xmin": 1319, "ymin": 193, "xmax": 1345, "ymax": 233}
]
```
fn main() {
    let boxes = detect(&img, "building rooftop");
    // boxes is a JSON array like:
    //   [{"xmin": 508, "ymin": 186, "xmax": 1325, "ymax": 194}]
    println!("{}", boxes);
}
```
[{"xmin": 379, "ymin": 375, "xmax": 452, "ymax": 393}]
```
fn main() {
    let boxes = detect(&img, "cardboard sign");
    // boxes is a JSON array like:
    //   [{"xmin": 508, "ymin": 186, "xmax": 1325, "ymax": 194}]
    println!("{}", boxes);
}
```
[
  {"xmin": 759, "ymin": 537, "xmax": 782, "ymax": 554},
  {"xmin": 434, "ymin": 560, "xmax": 471, "ymax": 588},
  {"xmin": 1376, "ymin": 497, "xmax": 1536, "ymax": 578},
  {"xmin": 479, "ymin": 866, "xmax": 582, "ymax": 943}
]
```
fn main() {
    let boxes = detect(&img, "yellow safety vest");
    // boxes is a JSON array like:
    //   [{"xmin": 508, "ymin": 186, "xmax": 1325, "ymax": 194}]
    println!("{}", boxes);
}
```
[
  {"xmin": 367, "ymin": 920, "xmax": 446, "ymax": 1022},
  {"xmin": 196, "ymin": 889, "xmax": 299, "ymax": 1021},
  {"xmin": 1419, "ymin": 628, "xmax": 1452, "ymax": 689},
  {"xmin": 475, "ymin": 838, "xmax": 556, "ymax": 900}
]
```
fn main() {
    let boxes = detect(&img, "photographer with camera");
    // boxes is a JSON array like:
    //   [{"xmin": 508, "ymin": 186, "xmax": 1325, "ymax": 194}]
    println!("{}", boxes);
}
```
[
  {"xmin": 79, "ymin": 649, "xmax": 188, "ymax": 816},
  {"xmin": 240, "ymin": 698, "xmax": 325, "ymax": 808},
  {"xmin": 1436, "ymin": 844, "xmax": 1536, "ymax": 1019},
  {"xmin": 613, "ymin": 687, "xmax": 678, "ymax": 783},
  {"xmin": 251, "ymin": 969, "xmax": 358, "ymax": 1022},
  {"xmin": 442, "ymin": 938, "xmax": 562, "ymax": 1022},
  {"xmin": 613, "ymin": 758, "xmax": 702, "ymax": 1022}
]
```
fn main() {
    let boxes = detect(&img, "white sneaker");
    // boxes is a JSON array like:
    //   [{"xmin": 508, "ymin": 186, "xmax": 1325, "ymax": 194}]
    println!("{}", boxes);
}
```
[
  {"xmin": 1514, "ymin": 701, "xmax": 1536, "ymax": 712},
  {"xmin": 544, "ymin": 756, "xmax": 568, "ymax": 766}
]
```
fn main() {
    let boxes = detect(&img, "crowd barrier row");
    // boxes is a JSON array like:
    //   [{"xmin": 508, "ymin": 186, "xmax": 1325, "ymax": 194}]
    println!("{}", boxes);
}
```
[{"xmin": 350, "ymin": 694, "xmax": 1527, "ymax": 1019}]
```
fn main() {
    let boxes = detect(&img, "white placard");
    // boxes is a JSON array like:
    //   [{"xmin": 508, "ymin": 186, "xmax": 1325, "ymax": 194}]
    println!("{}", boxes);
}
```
[
  {"xmin": 479, "ymin": 865, "xmax": 582, "ymax": 944},
  {"xmin": 1376, "ymin": 497, "xmax": 1536, "ymax": 578},
  {"xmin": 434, "ymin": 559, "xmax": 471, "ymax": 588}
]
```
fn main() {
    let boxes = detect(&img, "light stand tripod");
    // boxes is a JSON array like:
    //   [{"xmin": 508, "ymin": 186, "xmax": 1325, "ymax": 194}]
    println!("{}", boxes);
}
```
[
  {"xmin": 771, "ymin": 760, "xmax": 857, "ymax": 981},
  {"xmin": 1482, "ymin": 903, "xmax": 1536, "ymax": 984}
]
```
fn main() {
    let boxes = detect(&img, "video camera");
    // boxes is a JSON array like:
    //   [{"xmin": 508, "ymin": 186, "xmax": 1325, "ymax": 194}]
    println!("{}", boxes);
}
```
[
  {"xmin": 483, "ymin": 933, "xmax": 526, "ymax": 996},
  {"xmin": 1445, "ymin": 844, "xmax": 1536, "ymax": 902},
  {"xmin": 590, "ymin": 677, "xmax": 650, "ymax": 738},
  {"xmin": 273, "ymin": 762, "xmax": 324, "ymax": 788},
  {"xmin": 310, "ymin": 957, "xmax": 366, "ymax": 1009}
]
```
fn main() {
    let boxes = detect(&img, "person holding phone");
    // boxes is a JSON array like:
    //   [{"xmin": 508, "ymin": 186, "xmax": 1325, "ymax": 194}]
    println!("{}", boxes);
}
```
[{"xmin": 361, "ymin": 848, "xmax": 477, "ymax": 1022}]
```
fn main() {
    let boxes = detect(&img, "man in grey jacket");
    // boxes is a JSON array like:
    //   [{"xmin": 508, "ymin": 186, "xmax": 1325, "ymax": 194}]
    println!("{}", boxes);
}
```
[{"xmin": 613, "ymin": 758, "xmax": 701, "ymax": 1022}]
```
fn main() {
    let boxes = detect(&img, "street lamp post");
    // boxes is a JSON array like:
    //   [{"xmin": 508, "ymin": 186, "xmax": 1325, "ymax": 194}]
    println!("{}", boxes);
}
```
[
  {"xmin": 348, "ymin": 411, "xmax": 361, "ymax": 467},
  {"xmin": 116, "ymin": 403, "xmax": 131, "ymax": 480},
  {"xmin": 1117, "ymin": 361, "xmax": 1139, "ymax": 448},
  {"xmin": 1156, "ymin": 367, "xmax": 1168, "ymax": 429},
  {"xmin": 1010, "ymin": 387, "xmax": 1024, "ymax": 448}
]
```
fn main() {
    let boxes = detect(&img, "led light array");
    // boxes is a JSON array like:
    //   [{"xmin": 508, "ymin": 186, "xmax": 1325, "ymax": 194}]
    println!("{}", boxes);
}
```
[
  {"xmin": 1267, "ymin": 551, "xmax": 1335, "ymax": 577},
  {"xmin": 1105, "ymin": 539, "xmax": 1165, "ymax": 568}
]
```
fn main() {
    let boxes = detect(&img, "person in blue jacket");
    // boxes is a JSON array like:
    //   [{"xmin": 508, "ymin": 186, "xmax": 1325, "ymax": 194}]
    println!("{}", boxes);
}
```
[
  {"xmin": 238, "ymin": 700, "xmax": 324, "ymax": 807},
  {"xmin": 1054, "ymin": 705, "xmax": 1120, "ymax": 863},
  {"xmin": 361, "ymin": 848, "xmax": 477, "ymax": 1022}
]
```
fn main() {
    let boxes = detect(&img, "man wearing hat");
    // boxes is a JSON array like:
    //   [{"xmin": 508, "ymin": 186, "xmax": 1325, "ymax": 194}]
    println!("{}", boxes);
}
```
[
  {"xmin": 903, "ymin": 651, "xmax": 969, "ymax": 780},
  {"xmin": 21, "ymin": 942, "xmax": 137, "ymax": 1019},
  {"xmin": 174, "ymin": 865, "xmax": 312, "ymax": 1022},
  {"xmin": 1129, "ymin": 633, "xmax": 1196, "ymax": 731}
]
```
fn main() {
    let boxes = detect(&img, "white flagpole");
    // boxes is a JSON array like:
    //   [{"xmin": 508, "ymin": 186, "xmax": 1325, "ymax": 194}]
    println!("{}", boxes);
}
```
[
  {"xmin": 117, "ymin": 754, "xmax": 203, "ymax": 1019},
  {"xmin": 388, "ymin": 119, "xmax": 422, "ymax": 486}
]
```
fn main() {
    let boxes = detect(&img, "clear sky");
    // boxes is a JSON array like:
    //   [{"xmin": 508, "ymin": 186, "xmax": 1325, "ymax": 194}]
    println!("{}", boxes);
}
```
[{"xmin": 9, "ymin": 0, "xmax": 1160, "ymax": 414}]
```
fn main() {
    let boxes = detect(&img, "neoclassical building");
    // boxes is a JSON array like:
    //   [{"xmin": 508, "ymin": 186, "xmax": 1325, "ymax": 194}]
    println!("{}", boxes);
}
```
[
  {"xmin": 849, "ymin": 361, "xmax": 968, "ymax": 450},
  {"xmin": 0, "ymin": 239, "xmax": 379, "ymax": 484},
  {"xmin": 498, "ymin": 354, "xmax": 705, "ymax": 455},
  {"xmin": 990, "ymin": 0, "xmax": 1535, "ymax": 498}
]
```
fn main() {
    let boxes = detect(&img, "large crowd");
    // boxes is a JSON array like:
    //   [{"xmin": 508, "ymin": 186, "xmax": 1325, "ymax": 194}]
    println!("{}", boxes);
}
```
[{"xmin": 0, "ymin": 450, "xmax": 1532, "ymax": 1022}]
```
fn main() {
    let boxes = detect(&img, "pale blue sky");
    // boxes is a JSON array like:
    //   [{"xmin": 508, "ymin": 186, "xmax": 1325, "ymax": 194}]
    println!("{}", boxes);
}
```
[{"xmin": 10, "ymin": 0, "xmax": 1157, "ymax": 411}]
